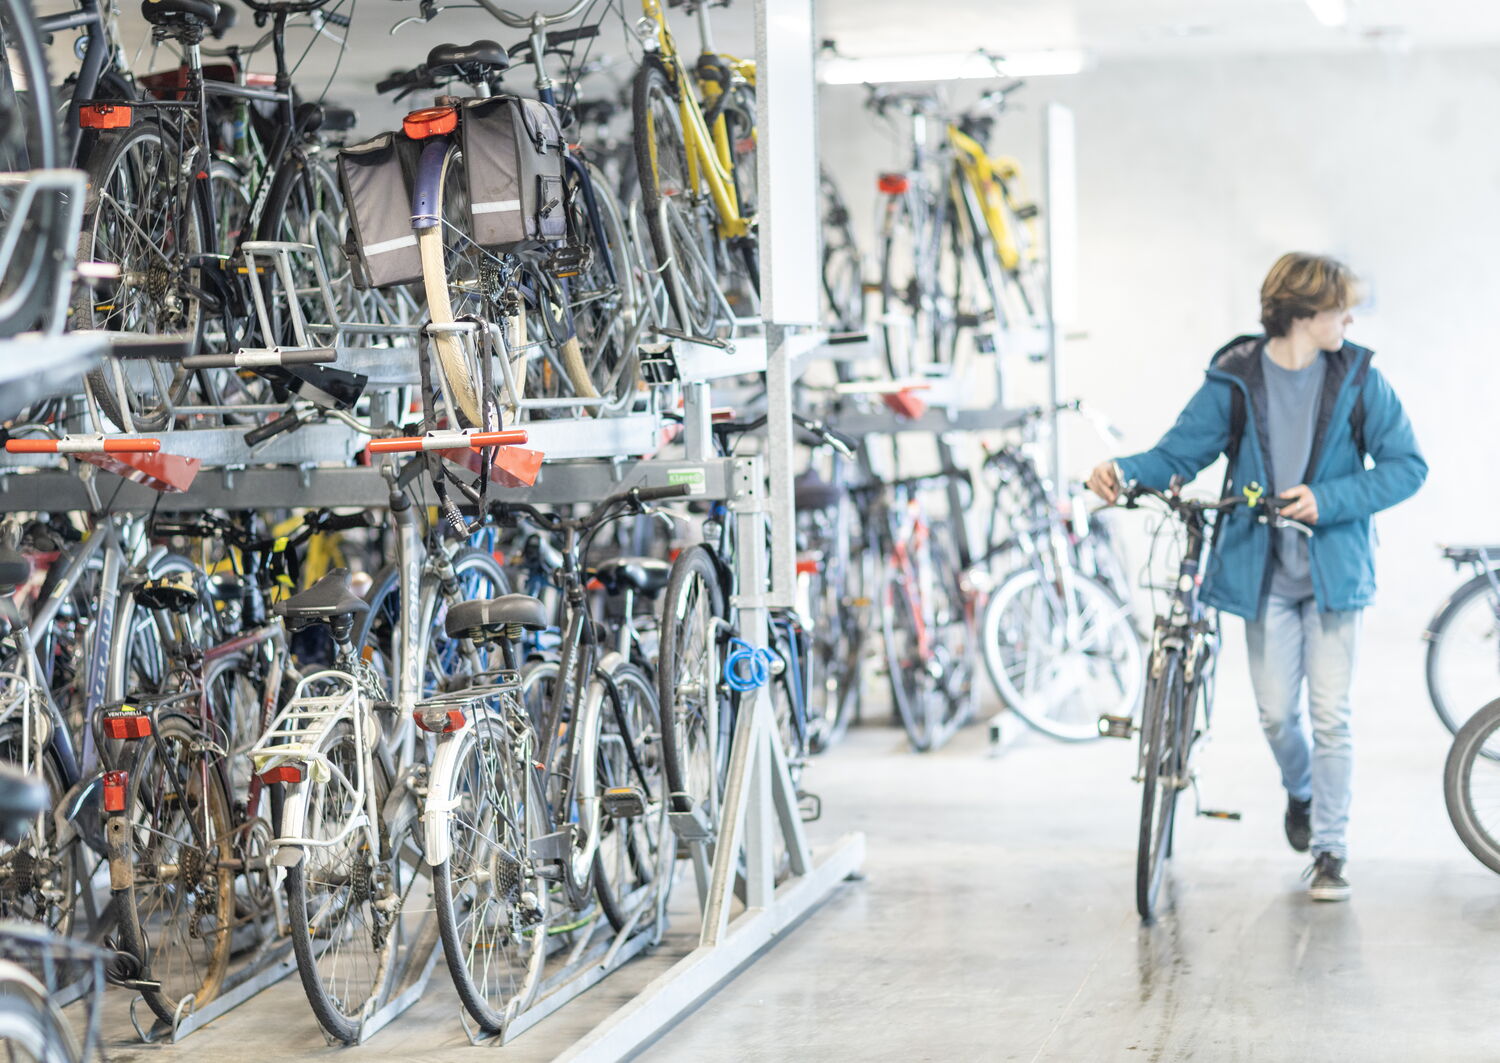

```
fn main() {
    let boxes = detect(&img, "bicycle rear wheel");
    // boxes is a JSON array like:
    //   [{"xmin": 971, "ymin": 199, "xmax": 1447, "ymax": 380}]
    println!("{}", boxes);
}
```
[
  {"xmin": 1444, "ymin": 697, "xmax": 1500, "ymax": 875},
  {"xmin": 1137, "ymin": 653, "xmax": 1183, "ymax": 921},
  {"xmin": 116, "ymin": 715, "xmax": 234, "ymax": 1026},
  {"xmin": 432, "ymin": 712, "xmax": 548, "ymax": 1033},
  {"xmin": 878, "ymin": 189, "xmax": 952, "ymax": 380},
  {"xmin": 1425, "ymin": 571, "xmax": 1500, "ymax": 740},
  {"xmin": 0, "ymin": 0, "xmax": 55, "ymax": 172},
  {"xmin": 284, "ymin": 720, "xmax": 408, "ymax": 1044}
]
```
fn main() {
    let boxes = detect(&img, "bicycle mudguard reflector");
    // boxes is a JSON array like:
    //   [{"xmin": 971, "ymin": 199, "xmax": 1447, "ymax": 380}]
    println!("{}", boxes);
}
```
[
  {"xmin": 336, "ymin": 132, "xmax": 423, "ymax": 288},
  {"xmin": 461, "ymin": 96, "xmax": 568, "ymax": 250}
]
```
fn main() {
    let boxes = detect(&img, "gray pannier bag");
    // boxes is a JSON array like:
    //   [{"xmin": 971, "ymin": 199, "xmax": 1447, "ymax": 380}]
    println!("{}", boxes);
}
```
[
  {"xmin": 461, "ymin": 96, "xmax": 568, "ymax": 250},
  {"xmin": 337, "ymin": 131, "xmax": 423, "ymax": 289}
]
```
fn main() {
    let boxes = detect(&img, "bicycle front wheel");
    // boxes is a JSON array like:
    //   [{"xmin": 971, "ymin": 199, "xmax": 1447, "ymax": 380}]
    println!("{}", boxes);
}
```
[
  {"xmin": 1444, "ymin": 697, "xmax": 1500, "ymax": 875},
  {"xmin": 1425, "ymin": 571, "xmax": 1500, "ymax": 739},
  {"xmin": 1137, "ymin": 653, "xmax": 1183, "ymax": 921},
  {"xmin": 981, "ymin": 567, "xmax": 1143, "ymax": 741},
  {"xmin": 432, "ymin": 712, "xmax": 548, "ymax": 1033},
  {"xmin": 657, "ymin": 545, "xmax": 730, "ymax": 824}
]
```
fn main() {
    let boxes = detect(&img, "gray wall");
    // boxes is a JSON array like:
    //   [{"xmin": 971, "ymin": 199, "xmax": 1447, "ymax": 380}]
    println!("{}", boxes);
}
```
[{"xmin": 822, "ymin": 47, "xmax": 1500, "ymax": 632}]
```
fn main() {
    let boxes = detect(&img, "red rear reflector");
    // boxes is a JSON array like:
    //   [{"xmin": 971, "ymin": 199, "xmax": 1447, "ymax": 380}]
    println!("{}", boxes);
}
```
[
  {"xmin": 103, "ymin": 709, "xmax": 152, "ymax": 740},
  {"xmin": 404, "ymin": 106, "xmax": 458, "ymax": 139},
  {"xmin": 415, "ymin": 708, "xmax": 467, "ymax": 733},
  {"xmin": 80, "ymin": 104, "xmax": 132, "ymax": 129},
  {"xmin": 258, "ymin": 765, "xmax": 303, "ymax": 785},
  {"xmin": 103, "ymin": 771, "xmax": 128, "ymax": 812},
  {"xmin": 877, "ymin": 172, "xmax": 910, "ymax": 195},
  {"xmin": 795, "ymin": 558, "xmax": 820, "ymax": 575}
]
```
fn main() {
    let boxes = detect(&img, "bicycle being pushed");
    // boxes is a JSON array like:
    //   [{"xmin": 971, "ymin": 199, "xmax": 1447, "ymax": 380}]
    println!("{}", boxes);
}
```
[{"xmin": 1099, "ymin": 480, "xmax": 1311, "ymax": 921}]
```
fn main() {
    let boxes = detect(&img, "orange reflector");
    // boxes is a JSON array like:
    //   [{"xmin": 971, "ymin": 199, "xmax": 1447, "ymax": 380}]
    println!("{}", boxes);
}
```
[
  {"xmin": 795, "ymin": 558, "xmax": 820, "ymax": 575},
  {"xmin": 258, "ymin": 765, "xmax": 304, "ymax": 786},
  {"xmin": 877, "ymin": 172, "xmax": 910, "ymax": 195},
  {"xmin": 415, "ymin": 708, "xmax": 467, "ymax": 734},
  {"xmin": 403, "ymin": 106, "xmax": 458, "ymax": 139},
  {"xmin": 103, "ymin": 771, "xmax": 128, "ymax": 812},
  {"xmin": 103, "ymin": 709, "xmax": 152, "ymax": 740},
  {"xmin": 80, "ymin": 104, "xmax": 132, "ymax": 129}
]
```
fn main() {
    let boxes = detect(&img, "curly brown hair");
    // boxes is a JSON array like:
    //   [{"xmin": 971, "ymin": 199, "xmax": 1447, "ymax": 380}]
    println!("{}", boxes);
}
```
[{"xmin": 1260, "ymin": 253, "xmax": 1361, "ymax": 338}]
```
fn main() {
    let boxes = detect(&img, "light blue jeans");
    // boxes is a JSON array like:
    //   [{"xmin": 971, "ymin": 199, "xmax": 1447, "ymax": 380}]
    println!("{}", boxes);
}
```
[{"xmin": 1244, "ymin": 595, "xmax": 1362, "ymax": 860}]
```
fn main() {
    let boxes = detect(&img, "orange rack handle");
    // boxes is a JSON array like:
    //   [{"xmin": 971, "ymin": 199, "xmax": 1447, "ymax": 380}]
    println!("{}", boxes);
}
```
[
  {"xmin": 368, "ymin": 429, "xmax": 530, "ymax": 454},
  {"xmin": 6, "ymin": 436, "xmax": 162, "ymax": 454}
]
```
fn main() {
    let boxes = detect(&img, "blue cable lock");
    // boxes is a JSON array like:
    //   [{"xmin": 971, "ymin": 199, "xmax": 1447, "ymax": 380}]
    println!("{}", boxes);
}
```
[{"xmin": 724, "ymin": 639, "xmax": 777, "ymax": 692}]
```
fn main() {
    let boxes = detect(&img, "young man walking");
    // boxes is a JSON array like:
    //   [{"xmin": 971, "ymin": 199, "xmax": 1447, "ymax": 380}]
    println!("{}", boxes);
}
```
[{"xmin": 1086, "ymin": 253, "xmax": 1426, "ymax": 901}]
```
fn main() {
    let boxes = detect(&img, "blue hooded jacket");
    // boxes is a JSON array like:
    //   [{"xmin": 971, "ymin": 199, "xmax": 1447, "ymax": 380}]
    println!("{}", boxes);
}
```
[{"xmin": 1115, "ymin": 335, "xmax": 1427, "ymax": 620}]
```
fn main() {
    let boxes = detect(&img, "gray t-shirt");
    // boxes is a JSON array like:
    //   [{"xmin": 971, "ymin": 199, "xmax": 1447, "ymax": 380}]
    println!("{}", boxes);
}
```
[{"xmin": 1261, "ymin": 349, "xmax": 1326, "ymax": 601}]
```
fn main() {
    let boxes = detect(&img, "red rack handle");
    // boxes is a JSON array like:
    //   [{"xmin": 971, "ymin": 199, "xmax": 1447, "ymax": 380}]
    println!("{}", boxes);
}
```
[
  {"xmin": 367, "ymin": 429, "xmax": 530, "ymax": 454},
  {"xmin": 6, "ymin": 437, "xmax": 161, "ymax": 454}
]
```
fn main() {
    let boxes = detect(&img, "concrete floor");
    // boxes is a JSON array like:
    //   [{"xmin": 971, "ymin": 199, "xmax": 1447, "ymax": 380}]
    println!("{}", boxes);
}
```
[{"xmin": 88, "ymin": 611, "xmax": 1500, "ymax": 1061}]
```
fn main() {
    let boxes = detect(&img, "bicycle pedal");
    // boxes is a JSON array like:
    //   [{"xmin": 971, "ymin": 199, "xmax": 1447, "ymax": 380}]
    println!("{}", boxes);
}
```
[
  {"xmin": 1097, "ymin": 714, "xmax": 1134, "ymax": 739},
  {"xmin": 797, "ymin": 789, "xmax": 822, "ymax": 823},
  {"xmin": 546, "ymin": 244, "xmax": 591, "ymax": 278},
  {"xmin": 602, "ymin": 786, "xmax": 647, "ymax": 819},
  {"xmin": 1198, "ymin": 809, "xmax": 1242, "ymax": 821}
]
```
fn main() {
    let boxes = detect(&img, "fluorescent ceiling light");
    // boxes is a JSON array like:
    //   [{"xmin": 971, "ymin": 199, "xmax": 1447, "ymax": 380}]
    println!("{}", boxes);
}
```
[
  {"xmin": 1305, "ymin": 0, "xmax": 1349, "ymax": 27},
  {"xmin": 818, "ymin": 50, "xmax": 1085, "ymax": 85}
]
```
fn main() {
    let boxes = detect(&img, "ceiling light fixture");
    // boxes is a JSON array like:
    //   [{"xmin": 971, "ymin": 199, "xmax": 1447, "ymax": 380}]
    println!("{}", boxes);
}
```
[
  {"xmin": 1305, "ymin": 0, "xmax": 1349, "ymax": 28},
  {"xmin": 818, "ymin": 50, "xmax": 1086, "ymax": 85}
]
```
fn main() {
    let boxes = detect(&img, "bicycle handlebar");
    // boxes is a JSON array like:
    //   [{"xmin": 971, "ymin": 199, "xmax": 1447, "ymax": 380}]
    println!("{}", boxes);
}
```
[
  {"xmin": 1116, "ymin": 483, "xmax": 1313, "ymax": 537},
  {"xmin": 470, "ymin": 0, "xmax": 594, "ymax": 31},
  {"xmin": 376, "ymin": 64, "xmax": 437, "ymax": 95},
  {"xmin": 491, "ymin": 483, "xmax": 691, "ymax": 534}
]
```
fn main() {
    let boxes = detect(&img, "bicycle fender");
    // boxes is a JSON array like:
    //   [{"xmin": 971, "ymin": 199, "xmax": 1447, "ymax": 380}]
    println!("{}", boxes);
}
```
[
  {"xmin": 1423, "ymin": 570, "xmax": 1499, "ymax": 640},
  {"xmin": 58, "ymin": 771, "xmax": 107, "ymax": 857},
  {"xmin": 422, "ymin": 728, "xmax": 472, "ymax": 867}
]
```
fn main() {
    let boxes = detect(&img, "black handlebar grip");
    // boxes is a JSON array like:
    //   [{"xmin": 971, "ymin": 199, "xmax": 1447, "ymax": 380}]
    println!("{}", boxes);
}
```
[
  {"xmin": 323, "ymin": 9, "xmax": 350, "ymax": 26},
  {"xmin": 317, "ymin": 510, "xmax": 380, "ymax": 532},
  {"xmin": 545, "ymin": 23, "xmax": 601, "ymax": 47},
  {"xmin": 279, "ymin": 348, "xmax": 335, "ymax": 365},
  {"xmin": 634, "ymin": 484, "xmax": 693, "ymax": 502},
  {"xmin": 244, "ymin": 412, "xmax": 302, "ymax": 447},
  {"xmin": 376, "ymin": 66, "xmax": 423, "ymax": 94}
]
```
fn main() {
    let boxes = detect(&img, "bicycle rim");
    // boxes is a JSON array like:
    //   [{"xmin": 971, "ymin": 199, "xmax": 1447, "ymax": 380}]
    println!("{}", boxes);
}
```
[
  {"xmin": 657, "ymin": 545, "xmax": 728, "ymax": 822},
  {"xmin": 1426, "ymin": 572, "xmax": 1500, "ymax": 742},
  {"xmin": 1137, "ymin": 658, "xmax": 1181, "ymax": 920},
  {"xmin": 1444, "ymin": 698, "xmax": 1500, "ymax": 875}
]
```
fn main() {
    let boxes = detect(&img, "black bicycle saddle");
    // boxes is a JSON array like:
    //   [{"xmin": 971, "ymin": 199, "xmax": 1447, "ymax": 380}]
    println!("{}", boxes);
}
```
[
  {"xmin": 444, "ymin": 594, "xmax": 548, "ymax": 641},
  {"xmin": 274, "ymin": 569, "xmax": 370, "ymax": 623}
]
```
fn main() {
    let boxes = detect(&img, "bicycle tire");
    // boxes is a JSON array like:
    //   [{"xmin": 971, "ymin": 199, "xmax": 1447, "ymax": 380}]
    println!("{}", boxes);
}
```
[
  {"xmin": 878, "ymin": 188, "xmax": 952, "ymax": 380},
  {"xmin": 0, "ymin": 973, "xmax": 81, "ymax": 1062},
  {"xmin": 880, "ymin": 559, "xmax": 944, "ymax": 753},
  {"xmin": 283, "ymin": 719, "xmax": 402, "ymax": 1044},
  {"xmin": 432, "ymin": 712, "xmax": 549, "ymax": 1033},
  {"xmin": 76, "ymin": 121, "xmax": 206, "ymax": 429},
  {"xmin": 1425, "ymin": 571, "xmax": 1500, "ymax": 740},
  {"xmin": 115, "ymin": 714, "xmax": 234, "ymax": 1027},
  {"xmin": 1444, "ymin": 697, "xmax": 1500, "ymax": 875},
  {"xmin": 633, "ymin": 62, "xmax": 723, "ymax": 339},
  {"xmin": 418, "ymin": 142, "xmax": 488, "ymax": 428},
  {"xmin": 591, "ymin": 660, "xmax": 670, "ymax": 933},
  {"xmin": 980, "ymin": 567, "xmax": 1143, "ymax": 741},
  {"xmin": 0, "ymin": 0, "xmax": 56, "ymax": 172},
  {"xmin": 656, "ymin": 544, "xmax": 730, "ymax": 822},
  {"xmin": 1137, "ymin": 653, "xmax": 1183, "ymax": 921},
  {"xmin": 819, "ymin": 170, "xmax": 864, "ymax": 333},
  {"xmin": 0, "ymin": 723, "xmax": 76, "ymax": 935},
  {"xmin": 567, "ymin": 161, "xmax": 643, "ymax": 407}
]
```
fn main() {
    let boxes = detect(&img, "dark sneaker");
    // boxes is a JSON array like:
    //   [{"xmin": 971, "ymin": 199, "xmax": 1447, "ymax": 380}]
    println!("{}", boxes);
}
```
[
  {"xmin": 1306, "ymin": 853, "xmax": 1350, "ymax": 902},
  {"xmin": 1284, "ymin": 795, "xmax": 1312, "ymax": 853}
]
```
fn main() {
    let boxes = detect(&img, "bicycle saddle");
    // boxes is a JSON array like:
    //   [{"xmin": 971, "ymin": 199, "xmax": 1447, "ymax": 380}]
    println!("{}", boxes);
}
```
[
  {"xmin": 594, "ymin": 557, "xmax": 670, "ymax": 598},
  {"xmin": 444, "ymin": 594, "xmax": 548, "ymax": 642},
  {"xmin": 0, "ymin": 547, "xmax": 28, "ymax": 595},
  {"xmin": 140, "ymin": 0, "xmax": 221, "ymax": 32},
  {"xmin": 211, "ymin": 1, "xmax": 236, "ymax": 36},
  {"xmin": 794, "ymin": 472, "xmax": 842, "ymax": 512},
  {"xmin": 0, "ymin": 764, "xmax": 48, "ymax": 845},
  {"xmin": 426, "ymin": 40, "xmax": 511, "ymax": 79},
  {"xmin": 274, "ymin": 569, "xmax": 370, "ymax": 623}
]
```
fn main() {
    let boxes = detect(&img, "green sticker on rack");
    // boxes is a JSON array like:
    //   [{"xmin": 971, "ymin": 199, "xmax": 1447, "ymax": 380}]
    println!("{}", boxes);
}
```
[{"xmin": 667, "ymin": 469, "xmax": 707, "ymax": 495}]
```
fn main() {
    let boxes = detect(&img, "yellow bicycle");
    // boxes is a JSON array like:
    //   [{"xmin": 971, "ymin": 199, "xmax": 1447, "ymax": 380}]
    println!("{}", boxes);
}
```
[{"xmin": 632, "ymin": 0, "xmax": 758, "ymax": 339}]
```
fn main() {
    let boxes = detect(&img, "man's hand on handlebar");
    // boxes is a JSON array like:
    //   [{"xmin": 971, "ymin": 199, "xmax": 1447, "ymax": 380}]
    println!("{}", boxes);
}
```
[
  {"xmin": 1277, "ymin": 484, "xmax": 1319, "ymax": 526},
  {"xmin": 1086, "ymin": 460, "xmax": 1124, "ymax": 504}
]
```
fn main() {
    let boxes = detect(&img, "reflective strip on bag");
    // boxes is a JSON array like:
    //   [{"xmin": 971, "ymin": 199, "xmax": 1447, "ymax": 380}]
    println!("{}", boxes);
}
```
[
  {"xmin": 472, "ymin": 199, "xmax": 522, "ymax": 215},
  {"xmin": 363, "ymin": 234, "xmax": 419, "ymax": 257}
]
